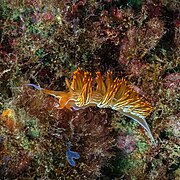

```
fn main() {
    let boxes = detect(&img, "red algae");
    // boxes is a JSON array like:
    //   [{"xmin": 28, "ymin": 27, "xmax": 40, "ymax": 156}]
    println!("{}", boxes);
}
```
[
  {"xmin": 164, "ymin": 73, "xmax": 180, "ymax": 92},
  {"xmin": 0, "ymin": 0, "xmax": 179, "ymax": 179}
]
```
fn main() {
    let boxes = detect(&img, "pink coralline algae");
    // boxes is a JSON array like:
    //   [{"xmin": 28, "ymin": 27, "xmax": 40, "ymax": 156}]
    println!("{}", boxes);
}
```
[
  {"xmin": 164, "ymin": 73, "xmax": 180, "ymax": 92},
  {"xmin": 127, "ymin": 59, "xmax": 147, "ymax": 77},
  {"xmin": 117, "ymin": 133, "xmax": 136, "ymax": 154}
]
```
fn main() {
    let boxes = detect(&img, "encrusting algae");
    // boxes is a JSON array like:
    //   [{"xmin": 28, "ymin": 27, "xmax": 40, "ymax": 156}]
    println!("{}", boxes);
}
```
[
  {"xmin": 26, "ymin": 68, "xmax": 155, "ymax": 144},
  {"xmin": 1, "ymin": 108, "xmax": 16, "ymax": 130}
]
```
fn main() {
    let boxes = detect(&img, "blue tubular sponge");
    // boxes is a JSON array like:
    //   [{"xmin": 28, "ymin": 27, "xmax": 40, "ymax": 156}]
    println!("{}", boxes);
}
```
[{"xmin": 66, "ymin": 142, "xmax": 80, "ymax": 167}]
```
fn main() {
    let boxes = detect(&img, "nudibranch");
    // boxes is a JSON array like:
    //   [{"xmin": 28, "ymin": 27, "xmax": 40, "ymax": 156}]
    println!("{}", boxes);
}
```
[{"xmin": 26, "ymin": 68, "xmax": 156, "ymax": 144}]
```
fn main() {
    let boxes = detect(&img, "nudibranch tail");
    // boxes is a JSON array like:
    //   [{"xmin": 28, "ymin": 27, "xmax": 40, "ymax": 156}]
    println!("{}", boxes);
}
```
[{"xmin": 119, "ymin": 110, "xmax": 156, "ymax": 145}]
